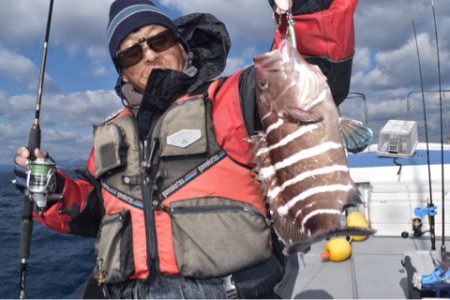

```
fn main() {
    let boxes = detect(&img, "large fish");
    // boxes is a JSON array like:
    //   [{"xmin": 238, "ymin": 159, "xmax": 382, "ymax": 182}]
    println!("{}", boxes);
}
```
[{"xmin": 252, "ymin": 39, "xmax": 374, "ymax": 255}]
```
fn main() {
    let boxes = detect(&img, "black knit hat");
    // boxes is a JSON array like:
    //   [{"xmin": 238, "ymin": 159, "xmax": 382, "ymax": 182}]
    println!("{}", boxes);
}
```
[{"xmin": 107, "ymin": 0, "xmax": 189, "ymax": 72}]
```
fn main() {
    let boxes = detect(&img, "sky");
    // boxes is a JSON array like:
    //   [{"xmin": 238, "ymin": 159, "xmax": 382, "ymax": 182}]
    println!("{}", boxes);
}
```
[{"xmin": 0, "ymin": 0, "xmax": 449, "ymax": 165}]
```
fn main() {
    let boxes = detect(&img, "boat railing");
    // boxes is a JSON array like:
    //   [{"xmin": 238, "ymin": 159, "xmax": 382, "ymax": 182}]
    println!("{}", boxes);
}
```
[{"xmin": 407, "ymin": 89, "xmax": 450, "ymax": 144}]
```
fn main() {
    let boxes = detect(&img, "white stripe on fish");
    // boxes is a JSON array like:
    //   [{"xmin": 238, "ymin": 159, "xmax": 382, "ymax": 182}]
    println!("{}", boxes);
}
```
[
  {"xmin": 277, "ymin": 184, "xmax": 353, "ymax": 216},
  {"xmin": 300, "ymin": 208, "xmax": 342, "ymax": 234},
  {"xmin": 257, "ymin": 124, "xmax": 319, "ymax": 157},
  {"xmin": 265, "ymin": 118, "xmax": 284, "ymax": 135},
  {"xmin": 259, "ymin": 141, "xmax": 343, "ymax": 178},
  {"xmin": 304, "ymin": 89, "xmax": 327, "ymax": 111},
  {"xmin": 261, "ymin": 110, "xmax": 272, "ymax": 121},
  {"xmin": 267, "ymin": 164, "xmax": 349, "ymax": 199}
]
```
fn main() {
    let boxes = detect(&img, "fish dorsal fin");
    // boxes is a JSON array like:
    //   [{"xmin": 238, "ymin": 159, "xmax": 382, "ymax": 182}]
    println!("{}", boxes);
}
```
[{"xmin": 339, "ymin": 117, "xmax": 373, "ymax": 153}]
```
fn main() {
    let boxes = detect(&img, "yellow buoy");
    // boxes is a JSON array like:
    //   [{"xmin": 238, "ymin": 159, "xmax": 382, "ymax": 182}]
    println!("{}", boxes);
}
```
[
  {"xmin": 346, "ymin": 211, "xmax": 369, "ymax": 241},
  {"xmin": 321, "ymin": 238, "xmax": 352, "ymax": 262}
]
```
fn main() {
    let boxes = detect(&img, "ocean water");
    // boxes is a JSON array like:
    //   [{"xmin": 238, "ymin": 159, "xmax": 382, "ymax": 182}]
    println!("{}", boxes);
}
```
[{"xmin": 0, "ymin": 170, "xmax": 95, "ymax": 299}]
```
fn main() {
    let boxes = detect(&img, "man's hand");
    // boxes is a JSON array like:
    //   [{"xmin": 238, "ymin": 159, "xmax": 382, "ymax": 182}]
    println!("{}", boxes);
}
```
[
  {"xmin": 13, "ymin": 147, "xmax": 50, "ymax": 192},
  {"xmin": 273, "ymin": 0, "xmax": 293, "ymax": 14},
  {"xmin": 15, "ymin": 147, "xmax": 48, "ymax": 166}
]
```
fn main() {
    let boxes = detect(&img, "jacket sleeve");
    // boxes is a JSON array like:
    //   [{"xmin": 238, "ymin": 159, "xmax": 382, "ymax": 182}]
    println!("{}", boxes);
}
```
[
  {"xmin": 33, "ymin": 148, "xmax": 104, "ymax": 237},
  {"xmin": 238, "ymin": 0, "xmax": 357, "ymax": 136},
  {"xmin": 272, "ymin": 0, "xmax": 357, "ymax": 105}
]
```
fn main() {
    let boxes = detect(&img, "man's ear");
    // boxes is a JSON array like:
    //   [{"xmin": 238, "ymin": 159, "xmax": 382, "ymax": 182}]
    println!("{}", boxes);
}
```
[
  {"xmin": 178, "ymin": 43, "xmax": 188, "ymax": 59},
  {"xmin": 121, "ymin": 73, "xmax": 129, "ymax": 83}
]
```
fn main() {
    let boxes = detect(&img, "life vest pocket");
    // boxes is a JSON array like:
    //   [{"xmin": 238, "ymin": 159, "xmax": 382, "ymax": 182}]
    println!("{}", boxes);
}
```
[
  {"xmin": 93, "ymin": 123, "xmax": 127, "ymax": 178},
  {"xmin": 94, "ymin": 209, "xmax": 134, "ymax": 285},
  {"xmin": 159, "ymin": 96, "xmax": 208, "ymax": 157},
  {"xmin": 163, "ymin": 197, "xmax": 272, "ymax": 278}
]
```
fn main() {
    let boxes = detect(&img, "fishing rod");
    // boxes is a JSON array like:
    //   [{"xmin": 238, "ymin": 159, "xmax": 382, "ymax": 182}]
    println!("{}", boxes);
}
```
[
  {"xmin": 19, "ymin": 0, "xmax": 54, "ymax": 298},
  {"xmin": 411, "ymin": 19, "xmax": 435, "ymax": 250},
  {"xmin": 430, "ymin": 0, "xmax": 446, "ymax": 264}
]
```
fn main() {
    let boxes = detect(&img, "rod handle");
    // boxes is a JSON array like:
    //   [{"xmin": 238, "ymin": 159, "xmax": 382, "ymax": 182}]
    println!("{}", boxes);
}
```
[
  {"xmin": 28, "ymin": 124, "xmax": 41, "ymax": 161},
  {"xmin": 20, "ymin": 199, "xmax": 34, "ymax": 259}
]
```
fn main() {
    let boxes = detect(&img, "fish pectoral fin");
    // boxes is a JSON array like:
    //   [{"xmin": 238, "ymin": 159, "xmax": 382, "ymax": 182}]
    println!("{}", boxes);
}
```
[
  {"xmin": 339, "ymin": 117, "xmax": 373, "ymax": 153},
  {"xmin": 282, "ymin": 106, "xmax": 323, "ymax": 124},
  {"xmin": 282, "ymin": 226, "xmax": 376, "ymax": 256}
]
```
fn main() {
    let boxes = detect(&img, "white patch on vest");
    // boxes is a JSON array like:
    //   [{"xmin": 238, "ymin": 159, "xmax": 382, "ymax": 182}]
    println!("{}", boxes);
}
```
[{"xmin": 167, "ymin": 129, "xmax": 201, "ymax": 148}]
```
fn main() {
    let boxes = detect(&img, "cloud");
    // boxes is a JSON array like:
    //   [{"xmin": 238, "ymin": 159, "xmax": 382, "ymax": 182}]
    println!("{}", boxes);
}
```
[
  {"xmin": 2, "ymin": 0, "xmax": 450, "ymax": 164},
  {"xmin": 355, "ymin": 0, "xmax": 433, "ymax": 52},
  {"xmin": 223, "ymin": 47, "xmax": 259, "ymax": 76},
  {"xmin": 0, "ymin": 89, "xmax": 122, "ymax": 163},
  {"xmin": 0, "ymin": 0, "xmax": 114, "ymax": 77},
  {"xmin": 160, "ymin": 0, "xmax": 274, "ymax": 52},
  {"xmin": 0, "ymin": 45, "xmax": 58, "ymax": 92},
  {"xmin": 93, "ymin": 66, "xmax": 108, "ymax": 77},
  {"xmin": 352, "ymin": 32, "xmax": 448, "ymax": 93},
  {"xmin": 0, "ymin": 0, "xmax": 113, "ymax": 48},
  {"xmin": 353, "ymin": 47, "xmax": 371, "ymax": 73}
]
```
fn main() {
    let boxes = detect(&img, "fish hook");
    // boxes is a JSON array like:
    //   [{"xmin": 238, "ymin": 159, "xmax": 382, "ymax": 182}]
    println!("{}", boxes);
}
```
[{"xmin": 272, "ymin": 0, "xmax": 297, "ymax": 48}]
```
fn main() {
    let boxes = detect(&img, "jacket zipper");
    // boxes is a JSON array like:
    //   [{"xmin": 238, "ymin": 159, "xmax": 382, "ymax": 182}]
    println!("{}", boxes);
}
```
[{"xmin": 139, "ymin": 138, "xmax": 160, "ymax": 277}]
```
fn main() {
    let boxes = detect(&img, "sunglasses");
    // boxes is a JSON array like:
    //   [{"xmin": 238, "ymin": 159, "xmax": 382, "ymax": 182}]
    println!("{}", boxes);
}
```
[{"xmin": 116, "ymin": 29, "xmax": 179, "ymax": 69}]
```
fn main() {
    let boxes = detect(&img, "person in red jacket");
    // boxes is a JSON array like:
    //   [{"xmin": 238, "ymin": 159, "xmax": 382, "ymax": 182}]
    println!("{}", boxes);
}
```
[{"xmin": 14, "ymin": 0, "xmax": 357, "ymax": 298}]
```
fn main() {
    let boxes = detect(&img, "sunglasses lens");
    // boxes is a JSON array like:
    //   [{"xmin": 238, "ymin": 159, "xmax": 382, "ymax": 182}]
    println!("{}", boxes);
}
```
[
  {"xmin": 116, "ymin": 30, "xmax": 180, "ymax": 69},
  {"xmin": 118, "ymin": 45, "xmax": 143, "ymax": 69},
  {"xmin": 148, "ymin": 30, "xmax": 178, "ymax": 52}
]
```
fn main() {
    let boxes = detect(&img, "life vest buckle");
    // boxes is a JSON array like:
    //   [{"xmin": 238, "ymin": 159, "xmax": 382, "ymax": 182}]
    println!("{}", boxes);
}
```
[{"xmin": 223, "ymin": 275, "xmax": 238, "ymax": 299}]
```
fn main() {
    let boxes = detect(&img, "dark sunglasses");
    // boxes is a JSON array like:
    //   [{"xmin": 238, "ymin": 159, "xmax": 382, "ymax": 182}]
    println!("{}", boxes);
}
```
[{"xmin": 116, "ymin": 29, "xmax": 179, "ymax": 69}]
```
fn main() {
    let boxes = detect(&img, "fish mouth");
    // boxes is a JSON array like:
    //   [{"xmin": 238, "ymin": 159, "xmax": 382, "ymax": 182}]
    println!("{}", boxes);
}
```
[{"xmin": 253, "ymin": 48, "xmax": 283, "ymax": 71}]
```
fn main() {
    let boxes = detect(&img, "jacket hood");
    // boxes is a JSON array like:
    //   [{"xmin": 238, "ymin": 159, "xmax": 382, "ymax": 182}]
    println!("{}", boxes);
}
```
[
  {"xmin": 175, "ymin": 13, "xmax": 231, "ymax": 90},
  {"xmin": 115, "ymin": 12, "xmax": 231, "ymax": 101},
  {"xmin": 129, "ymin": 13, "xmax": 231, "ymax": 140}
]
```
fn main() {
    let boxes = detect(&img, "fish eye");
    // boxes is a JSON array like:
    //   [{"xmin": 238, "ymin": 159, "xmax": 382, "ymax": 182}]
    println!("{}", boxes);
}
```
[{"xmin": 259, "ymin": 79, "xmax": 269, "ymax": 90}]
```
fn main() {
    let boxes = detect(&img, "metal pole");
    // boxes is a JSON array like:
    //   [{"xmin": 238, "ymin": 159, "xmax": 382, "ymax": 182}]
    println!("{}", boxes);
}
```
[{"xmin": 345, "ymin": 92, "xmax": 369, "ymax": 126}]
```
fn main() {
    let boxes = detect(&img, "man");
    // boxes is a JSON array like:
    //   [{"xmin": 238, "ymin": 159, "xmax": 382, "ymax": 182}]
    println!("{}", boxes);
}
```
[{"xmin": 14, "ymin": 0, "xmax": 357, "ymax": 298}]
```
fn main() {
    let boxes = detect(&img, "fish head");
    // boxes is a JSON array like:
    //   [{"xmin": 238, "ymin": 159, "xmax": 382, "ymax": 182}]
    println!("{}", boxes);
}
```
[{"xmin": 253, "ymin": 39, "xmax": 329, "ymax": 121}]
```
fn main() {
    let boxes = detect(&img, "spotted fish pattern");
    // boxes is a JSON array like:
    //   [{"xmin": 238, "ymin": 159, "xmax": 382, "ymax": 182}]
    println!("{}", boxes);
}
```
[{"xmin": 252, "ymin": 39, "xmax": 373, "ymax": 254}]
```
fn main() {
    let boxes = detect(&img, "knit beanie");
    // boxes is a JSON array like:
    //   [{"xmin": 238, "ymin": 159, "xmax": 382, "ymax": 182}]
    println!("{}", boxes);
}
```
[{"xmin": 107, "ymin": 0, "xmax": 189, "ymax": 72}]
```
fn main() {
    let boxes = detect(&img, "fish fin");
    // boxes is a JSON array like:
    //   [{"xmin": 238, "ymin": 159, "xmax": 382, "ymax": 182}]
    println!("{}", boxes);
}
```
[
  {"xmin": 246, "ymin": 132, "xmax": 266, "ymax": 156},
  {"xmin": 347, "ymin": 188, "xmax": 363, "ymax": 206},
  {"xmin": 282, "ymin": 226, "xmax": 376, "ymax": 256},
  {"xmin": 339, "ymin": 117, "xmax": 373, "ymax": 153},
  {"xmin": 282, "ymin": 106, "xmax": 323, "ymax": 124},
  {"xmin": 250, "ymin": 134, "xmax": 271, "ymax": 175},
  {"xmin": 248, "ymin": 132, "xmax": 280, "ymax": 198}
]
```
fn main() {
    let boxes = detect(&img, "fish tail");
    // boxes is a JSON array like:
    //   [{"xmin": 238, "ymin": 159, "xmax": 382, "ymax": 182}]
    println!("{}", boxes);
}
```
[{"xmin": 282, "ymin": 226, "xmax": 376, "ymax": 256}]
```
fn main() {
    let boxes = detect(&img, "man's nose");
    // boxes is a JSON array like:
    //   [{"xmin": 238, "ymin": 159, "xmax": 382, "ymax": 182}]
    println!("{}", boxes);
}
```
[{"xmin": 142, "ymin": 43, "xmax": 157, "ymax": 62}]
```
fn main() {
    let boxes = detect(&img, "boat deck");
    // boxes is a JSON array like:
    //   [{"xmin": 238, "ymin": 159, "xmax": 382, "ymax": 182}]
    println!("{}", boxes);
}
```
[{"xmin": 278, "ymin": 236, "xmax": 447, "ymax": 299}]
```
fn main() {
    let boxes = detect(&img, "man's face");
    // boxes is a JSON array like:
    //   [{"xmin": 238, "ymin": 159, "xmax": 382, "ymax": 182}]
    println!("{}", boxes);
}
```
[{"xmin": 119, "ymin": 24, "xmax": 186, "ymax": 93}]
